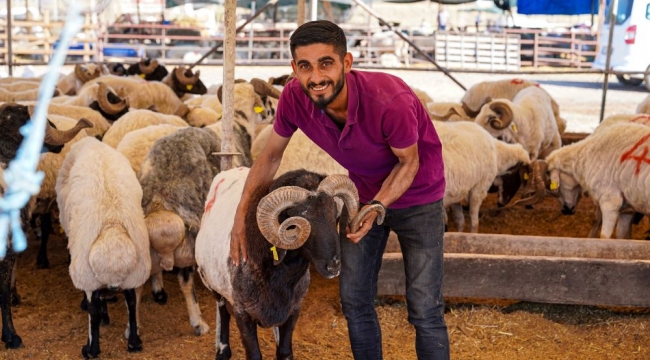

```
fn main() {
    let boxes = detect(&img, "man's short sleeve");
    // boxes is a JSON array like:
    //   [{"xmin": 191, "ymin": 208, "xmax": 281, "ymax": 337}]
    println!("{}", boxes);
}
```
[
  {"xmin": 273, "ymin": 92, "xmax": 298, "ymax": 138},
  {"xmin": 382, "ymin": 94, "xmax": 419, "ymax": 149}
]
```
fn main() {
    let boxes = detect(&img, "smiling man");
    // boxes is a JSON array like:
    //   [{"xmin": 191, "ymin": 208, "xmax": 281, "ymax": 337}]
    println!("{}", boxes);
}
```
[{"xmin": 230, "ymin": 20, "xmax": 449, "ymax": 359}]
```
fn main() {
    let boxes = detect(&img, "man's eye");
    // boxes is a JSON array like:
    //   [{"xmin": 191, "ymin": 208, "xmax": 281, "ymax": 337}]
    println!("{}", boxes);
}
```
[{"xmin": 322, "ymin": 61, "xmax": 332, "ymax": 67}]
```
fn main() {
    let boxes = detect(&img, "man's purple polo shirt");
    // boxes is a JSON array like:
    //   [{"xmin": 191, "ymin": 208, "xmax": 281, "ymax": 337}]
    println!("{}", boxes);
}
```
[{"xmin": 274, "ymin": 69, "xmax": 445, "ymax": 209}]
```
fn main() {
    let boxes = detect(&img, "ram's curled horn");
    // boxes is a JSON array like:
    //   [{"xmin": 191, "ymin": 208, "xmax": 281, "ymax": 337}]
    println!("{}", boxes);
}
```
[
  {"xmin": 430, "ymin": 107, "xmax": 462, "ymax": 121},
  {"xmin": 74, "ymin": 64, "xmax": 94, "ymax": 83},
  {"xmin": 488, "ymin": 101, "xmax": 515, "ymax": 130},
  {"xmin": 174, "ymin": 67, "xmax": 196, "ymax": 85},
  {"xmin": 349, "ymin": 204, "xmax": 386, "ymax": 234},
  {"xmin": 44, "ymin": 118, "xmax": 93, "ymax": 146},
  {"xmin": 257, "ymin": 186, "xmax": 312, "ymax": 249},
  {"xmin": 316, "ymin": 174, "xmax": 360, "ymax": 220},
  {"xmin": 250, "ymin": 78, "xmax": 282, "ymax": 99},
  {"xmin": 139, "ymin": 58, "xmax": 158, "ymax": 75},
  {"xmin": 217, "ymin": 79, "xmax": 248, "ymax": 103},
  {"xmin": 461, "ymin": 101, "xmax": 481, "ymax": 118},
  {"xmin": 513, "ymin": 160, "xmax": 549, "ymax": 207},
  {"xmin": 96, "ymin": 83, "xmax": 128, "ymax": 114}
]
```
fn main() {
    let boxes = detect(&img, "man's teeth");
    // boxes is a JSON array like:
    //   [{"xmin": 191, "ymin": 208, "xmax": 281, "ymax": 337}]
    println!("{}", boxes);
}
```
[{"xmin": 312, "ymin": 84, "xmax": 327, "ymax": 91}]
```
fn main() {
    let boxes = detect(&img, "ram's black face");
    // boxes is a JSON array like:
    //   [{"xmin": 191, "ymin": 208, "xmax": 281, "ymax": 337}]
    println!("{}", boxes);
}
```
[
  {"xmin": 281, "ymin": 192, "xmax": 341, "ymax": 279},
  {"xmin": 0, "ymin": 104, "xmax": 63, "ymax": 163}
]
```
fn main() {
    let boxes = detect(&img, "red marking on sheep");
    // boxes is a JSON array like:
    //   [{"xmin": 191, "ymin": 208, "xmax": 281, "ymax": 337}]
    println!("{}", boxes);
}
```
[
  {"xmin": 630, "ymin": 115, "xmax": 650, "ymax": 125},
  {"xmin": 510, "ymin": 79, "xmax": 524, "ymax": 85},
  {"xmin": 620, "ymin": 133, "xmax": 650, "ymax": 175},
  {"xmin": 204, "ymin": 178, "xmax": 226, "ymax": 213}
]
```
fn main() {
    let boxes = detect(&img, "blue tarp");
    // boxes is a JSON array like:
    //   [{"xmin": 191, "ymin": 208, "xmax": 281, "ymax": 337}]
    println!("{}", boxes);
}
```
[{"xmin": 517, "ymin": 0, "xmax": 600, "ymax": 15}]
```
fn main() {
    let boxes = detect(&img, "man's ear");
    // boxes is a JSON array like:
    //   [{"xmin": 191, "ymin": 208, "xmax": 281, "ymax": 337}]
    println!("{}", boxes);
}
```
[{"xmin": 344, "ymin": 52, "xmax": 353, "ymax": 72}]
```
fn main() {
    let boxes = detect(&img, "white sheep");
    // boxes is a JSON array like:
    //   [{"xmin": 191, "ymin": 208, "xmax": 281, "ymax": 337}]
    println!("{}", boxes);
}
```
[
  {"xmin": 433, "ymin": 120, "xmax": 531, "ymax": 232},
  {"xmin": 56, "ymin": 137, "xmax": 150, "ymax": 358},
  {"xmin": 461, "ymin": 78, "xmax": 567, "ymax": 135},
  {"xmin": 46, "ymin": 103, "xmax": 113, "ymax": 138},
  {"xmin": 56, "ymin": 63, "xmax": 104, "ymax": 96},
  {"xmin": 637, "ymin": 94, "xmax": 650, "ymax": 114},
  {"xmin": 116, "ymin": 124, "xmax": 185, "ymax": 175},
  {"xmin": 101, "ymin": 109, "xmax": 189, "ymax": 148},
  {"xmin": 427, "ymin": 102, "xmax": 470, "ymax": 121},
  {"xmin": 544, "ymin": 122, "xmax": 650, "ymax": 239},
  {"xmin": 474, "ymin": 86, "xmax": 561, "ymax": 161}
]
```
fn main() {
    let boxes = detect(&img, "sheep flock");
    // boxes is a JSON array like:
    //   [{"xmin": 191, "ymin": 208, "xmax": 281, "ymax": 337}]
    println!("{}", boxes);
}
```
[{"xmin": 0, "ymin": 58, "xmax": 648, "ymax": 358}]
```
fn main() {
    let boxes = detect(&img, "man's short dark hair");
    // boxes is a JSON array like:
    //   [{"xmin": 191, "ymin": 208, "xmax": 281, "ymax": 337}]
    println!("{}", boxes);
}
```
[{"xmin": 290, "ymin": 20, "xmax": 347, "ymax": 60}]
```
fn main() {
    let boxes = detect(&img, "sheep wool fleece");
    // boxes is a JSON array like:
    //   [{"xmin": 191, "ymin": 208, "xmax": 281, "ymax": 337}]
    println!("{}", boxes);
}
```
[{"xmin": 274, "ymin": 69, "xmax": 445, "ymax": 208}]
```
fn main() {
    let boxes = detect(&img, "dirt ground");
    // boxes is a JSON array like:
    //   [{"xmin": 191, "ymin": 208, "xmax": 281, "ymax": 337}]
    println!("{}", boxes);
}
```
[{"xmin": 1, "ymin": 192, "xmax": 649, "ymax": 360}]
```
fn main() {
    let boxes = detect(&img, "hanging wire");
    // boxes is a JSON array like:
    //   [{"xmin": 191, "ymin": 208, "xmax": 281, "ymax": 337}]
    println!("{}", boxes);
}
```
[{"xmin": 0, "ymin": 3, "xmax": 86, "ymax": 258}]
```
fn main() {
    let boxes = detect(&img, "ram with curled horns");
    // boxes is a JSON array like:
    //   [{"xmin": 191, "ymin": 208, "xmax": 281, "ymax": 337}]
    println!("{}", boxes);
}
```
[{"xmin": 195, "ymin": 168, "xmax": 384, "ymax": 360}]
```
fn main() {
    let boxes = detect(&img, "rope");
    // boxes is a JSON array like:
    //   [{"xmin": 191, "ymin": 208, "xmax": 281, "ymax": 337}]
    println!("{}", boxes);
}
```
[{"xmin": 0, "ymin": 4, "xmax": 84, "ymax": 258}]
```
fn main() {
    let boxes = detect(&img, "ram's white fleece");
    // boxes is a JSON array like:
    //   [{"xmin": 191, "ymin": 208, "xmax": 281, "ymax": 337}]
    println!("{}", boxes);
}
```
[
  {"xmin": 546, "ymin": 122, "xmax": 650, "ymax": 239},
  {"xmin": 636, "ymin": 95, "xmax": 650, "ymax": 115},
  {"xmin": 434, "ymin": 120, "xmax": 530, "ymax": 232},
  {"xmin": 56, "ymin": 137, "xmax": 151, "ymax": 291},
  {"xmin": 116, "ymin": 124, "xmax": 184, "ymax": 175},
  {"xmin": 195, "ymin": 167, "xmax": 250, "ymax": 305},
  {"xmin": 102, "ymin": 109, "xmax": 189, "ymax": 148}
]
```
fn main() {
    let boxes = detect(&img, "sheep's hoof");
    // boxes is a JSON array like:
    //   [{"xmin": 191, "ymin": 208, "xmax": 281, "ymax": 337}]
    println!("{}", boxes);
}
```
[
  {"xmin": 525, "ymin": 205, "xmax": 534, "ymax": 210},
  {"xmin": 101, "ymin": 313, "xmax": 110, "ymax": 326},
  {"xmin": 153, "ymin": 289, "xmax": 168, "ymax": 305},
  {"xmin": 193, "ymin": 321, "xmax": 210, "ymax": 336},
  {"xmin": 82, "ymin": 344, "xmax": 100, "ymax": 359},
  {"xmin": 277, "ymin": 353, "xmax": 294, "ymax": 360},
  {"xmin": 2, "ymin": 333, "xmax": 23, "ymax": 349},
  {"xmin": 127, "ymin": 336, "xmax": 143, "ymax": 352},
  {"xmin": 216, "ymin": 346, "xmax": 232, "ymax": 360}
]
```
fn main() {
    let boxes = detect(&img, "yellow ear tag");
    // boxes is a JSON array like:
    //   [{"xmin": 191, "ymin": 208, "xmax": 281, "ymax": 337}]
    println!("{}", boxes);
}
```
[
  {"xmin": 139, "ymin": 73, "xmax": 146, "ymax": 79},
  {"xmin": 550, "ymin": 181, "xmax": 559, "ymax": 191},
  {"xmin": 523, "ymin": 173, "xmax": 529, "ymax": 180},
  {"xmin": 186, "ymin": 84, "xmax": 194, "ymax": 91},
  {"xmin": 511, "ymin": 124, "xmax": 518, "ymax": 132},
  {"xmin": 270, "ymin": 246, "xmax": 279, "ymax": 261},
  {"xmin": 254, "ymin": 106, "xmax": 264, "ymax": 114}
]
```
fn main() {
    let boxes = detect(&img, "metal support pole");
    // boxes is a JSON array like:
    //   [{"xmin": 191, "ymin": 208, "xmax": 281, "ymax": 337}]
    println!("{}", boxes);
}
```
[
  {"xmin": 7, "ymin": 0, "xmax": 13, "ymax": 76},
  {"xmin": 349, "ymin": 0, "xmax": 466, "ymax": 91},
  {"xmin": 221, "ymin": 0, "xmax": 237, "ymax": 172},
  {"xmin": 599, "ymin": 0, "xmax": 617, "ymax": 123}
]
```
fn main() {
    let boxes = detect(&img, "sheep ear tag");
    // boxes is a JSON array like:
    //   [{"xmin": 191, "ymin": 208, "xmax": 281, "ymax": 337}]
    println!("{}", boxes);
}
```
[
  {"xmin": 550, "ymin": 181, "xmax": 559, "ymax": 191},
  {"xmin": 186, "ymin": 84, "xmax": 194, "ymax": 91},
  {"xmin": 511, "ymin": 123, "xmax": 518, "ymax": 132},
  {"xmin": 139, "ymin": 73, "xmax": 146, "ymax": 79},
  {"xmin": 271, "ymin": 246, "xmax": 287, "ymax": 265},
  {"xmin": 254, "ymin": 106, "xmax": 264, "ymax": 114}
]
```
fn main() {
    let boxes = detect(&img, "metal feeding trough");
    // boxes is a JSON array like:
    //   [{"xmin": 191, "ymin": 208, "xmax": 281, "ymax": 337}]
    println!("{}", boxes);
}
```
[{"xmin": 379, "ymin": 232, "xmax": 650, "ymax": 308}]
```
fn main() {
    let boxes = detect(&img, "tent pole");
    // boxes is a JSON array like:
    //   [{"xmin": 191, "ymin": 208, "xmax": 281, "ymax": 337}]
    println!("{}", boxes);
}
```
[
  {"xmin": 599, "ymin": 0, "xmax": 617, "ymax": 123},
  {"xmin": 221, "ymin": 0, "xmax": 237, "ymax": 172},
  {"xmin": 7, "ymin": 0, "xmax": 12, "ymax": 76},
  {"xmin": 349, "ymin": 0, "xmax": 466, "ymax": 91}
]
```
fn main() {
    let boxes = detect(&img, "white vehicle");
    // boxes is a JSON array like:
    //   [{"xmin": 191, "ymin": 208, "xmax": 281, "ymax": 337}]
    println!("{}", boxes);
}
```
[{"xmin": 592, "ymin": 0, "xmax": 650, "ymax": 90}]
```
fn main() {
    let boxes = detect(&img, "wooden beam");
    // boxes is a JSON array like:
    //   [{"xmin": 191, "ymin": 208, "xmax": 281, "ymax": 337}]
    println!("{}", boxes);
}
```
[{"xmin": 379, "ymin": 232, "xmax": 650, "ymax": 307}]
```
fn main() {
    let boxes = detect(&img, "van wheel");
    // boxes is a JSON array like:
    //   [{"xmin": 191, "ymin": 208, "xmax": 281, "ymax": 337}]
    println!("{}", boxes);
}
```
[
  {"xmin": 616, "ymin": 74, "xmax": 643, "ymax": 86},
  {"xmin": 645, "ymin": 65, "xmax": 650, "ymax": 91}
]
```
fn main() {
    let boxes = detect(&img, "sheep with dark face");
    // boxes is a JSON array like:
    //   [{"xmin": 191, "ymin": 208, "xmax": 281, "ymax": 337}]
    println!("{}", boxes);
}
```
[
  {"xmin": 161, "ymin": 66, "xmax": 208, "ymax": 99},
  {"xmin": 127, "ymin": 58, "xmax": 169, "ymax": 82},
  {"xmin": 196, "ymin": 168, "xmax": 361, "ymax": 359},
  {"xmin": 0, "ymin": 103, "xmax": 91, "ymax": 349}
]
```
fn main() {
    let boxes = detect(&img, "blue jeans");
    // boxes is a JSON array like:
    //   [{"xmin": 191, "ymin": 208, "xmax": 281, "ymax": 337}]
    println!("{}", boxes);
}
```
[{"xmin": 339, "ymin": 200, "xmax": 449, "ymax": 360}]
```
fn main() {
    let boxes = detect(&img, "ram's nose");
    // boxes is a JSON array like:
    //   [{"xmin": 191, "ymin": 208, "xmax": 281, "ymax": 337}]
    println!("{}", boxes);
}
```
[
  {"xmin": 326, "ymin": 256, "xmax": 341, "ymax": 276},
  {"xmin": 561, "ymin": 206, "xmax": 575, "ymax": 215}
]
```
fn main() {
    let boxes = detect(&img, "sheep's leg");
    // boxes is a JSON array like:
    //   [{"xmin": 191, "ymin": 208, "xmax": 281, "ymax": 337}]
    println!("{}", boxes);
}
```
[
  {"xmin": 99, "ymin": 296, "xmax": 110, "ymax": 326},
  {"xmin": 36, "ymin": 213, "xmax": 52, "ymax": 269},
  {"xmin": 150, "ymin": 271, "xmax": 168, "ymax": 304},
  {"xmin": 10, "ymin": 260, "xmax": 19, "ymax": 306},
  {"xmin": 123, "ymin": 288, "xmax": 143, "ymax": 352},
  {"xmin": 82, "ymin": 290, "xmax": 102, "ymax": 359},
  {"xmin": 450, "ymin": 204, "xmax": 465, "ymax": 232},
  {"xmin": 275, "ymin": 310, "xmax": 300, "ymax": 360},
  {"xmin": 616, "ymin": 213, "xmax": 635, "ymax": 239},
  {"xmin": 214, "ymin": 292, "xmax": 232, "ymax": 360},
  {"xmin": 0, "ymin": 255, "xmax": 22, "ymax": 349},
  {"xmin": 178, "ymin": 266, "xmax": 209, "ymax": 335},
  {"xmin": 468, "ymin": 191, "xmax": 485, "ymax": 233},
  {"xmin": 124, "ymin": 286, "xmax": 143, "ymax": 340},
  {"xmin": 588, "ymin": 205, "xmax": 602, "ymax": 238},
  {"xmin": 599, "ymin": 199, "xmax": 622, "ymax": 239},
  {"xmin": 233, "ymin": 311, "xmax": 262, "ymax": 360}
]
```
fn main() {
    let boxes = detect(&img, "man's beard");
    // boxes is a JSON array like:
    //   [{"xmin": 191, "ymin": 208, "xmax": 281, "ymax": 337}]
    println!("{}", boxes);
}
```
[{"xmin": 302, "ymin": 75, "xmax": 345, "ymax": 109}]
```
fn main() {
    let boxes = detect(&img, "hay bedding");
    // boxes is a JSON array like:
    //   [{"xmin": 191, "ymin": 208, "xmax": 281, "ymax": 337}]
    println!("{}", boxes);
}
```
[{"xmin": 3, "ymin": 193, "xmax": 650, "ymax": 359}]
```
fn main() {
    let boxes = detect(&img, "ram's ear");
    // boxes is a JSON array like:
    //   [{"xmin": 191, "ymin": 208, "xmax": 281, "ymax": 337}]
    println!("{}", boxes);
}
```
[{"xmin": 273, "ymin": 248, "xmax": 288, "ymax": 266}]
